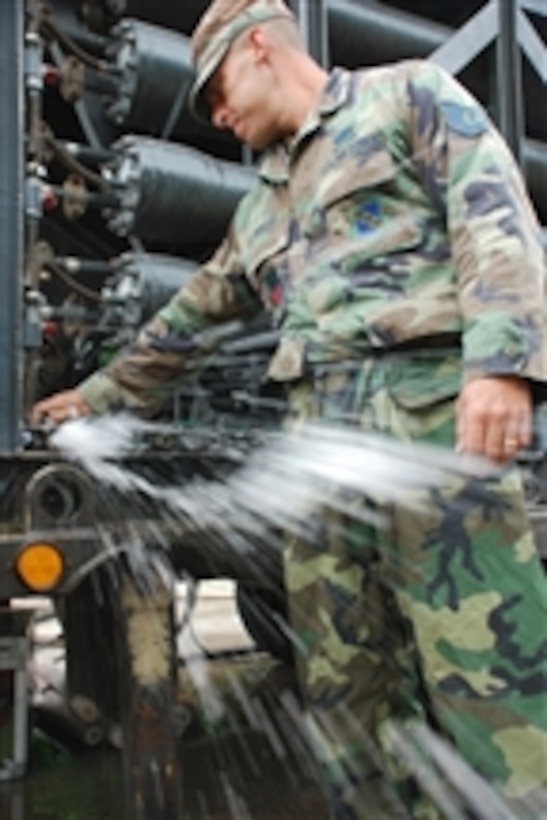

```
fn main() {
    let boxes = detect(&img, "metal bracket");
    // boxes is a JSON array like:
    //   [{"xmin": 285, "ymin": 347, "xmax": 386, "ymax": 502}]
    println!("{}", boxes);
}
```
[
  {"xmin": 0, "ymin": 613, "xmax": 31, "ymax": 781},
  {"xmin": 518, "ymin": 7, "xmax": 547, "ymax": 83},
  {"xmin": 430, "ymin": 1, "xmax": 499, "ymax": 75}
]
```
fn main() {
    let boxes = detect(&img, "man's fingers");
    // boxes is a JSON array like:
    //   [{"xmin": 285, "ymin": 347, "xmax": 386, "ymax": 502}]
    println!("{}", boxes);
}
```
[
  {"xmin": 483, "ymin": 413, "xmax": 508, "ymax": 461},
  {"xmin": 456, "ymin": 415, "xmax": 486, "ymax": 456},
  {"xmin": 457, "ymin": 409, "xmax": 531, "ymax": 462},
  {"xmin": 503, "ymin": 417, "xmax": 532, "ymax": 452},
  {"xmin": 29, "ymin": 391, "xmax": 89, "ymax": 426},
  {"xmin": 456, "ymin": 377, "xmax": 533, "ymax": 463},
  {"xmin": 29, "ymin": 403, "xmax": 48, "ymax": 426}
]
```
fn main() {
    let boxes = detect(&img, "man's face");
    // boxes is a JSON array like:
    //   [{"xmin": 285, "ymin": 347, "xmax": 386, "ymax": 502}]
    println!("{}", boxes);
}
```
[{"xmin": 204, "ymin": 29, "xmax": 281, "ymax": 151}]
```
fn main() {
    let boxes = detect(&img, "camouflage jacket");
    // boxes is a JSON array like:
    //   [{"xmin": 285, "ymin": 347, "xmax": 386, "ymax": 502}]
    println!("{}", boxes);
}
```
[{"xmin": 80, "ymin": 60, "xmax": 547, "ymax": 416}]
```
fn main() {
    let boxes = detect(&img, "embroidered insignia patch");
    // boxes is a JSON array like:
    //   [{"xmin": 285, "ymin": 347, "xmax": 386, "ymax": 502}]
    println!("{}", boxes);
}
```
[{"xmin": 440, "ymin": 101, "xmax": 487, "ymax": 138}]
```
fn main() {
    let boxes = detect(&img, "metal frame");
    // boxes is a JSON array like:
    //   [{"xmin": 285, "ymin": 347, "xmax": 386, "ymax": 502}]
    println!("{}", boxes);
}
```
[
  {"xmin": 429, "ymin": 3, "xmax": 499, "ymax": 76},
  {"xmin": 497, "ymin": 0, "xmax": 525, "ymax": 162},
  {"xmin": 431, "ymin": 0, "xmax": 546, "ymax": 169},
  {"xmin": 289, "ymin": 0, "xmax": 330, "ymax": 67},
  {"xmin": 0, "ymin": 614, "xmax": 31, "ymax": 781},
  {"xmin": 518, "ymin": 7, "xmax": 547, "ymax": 83},
  {"xmin": 520, "ymin": 0, "xmax": 547, "ymax": 15},
  {"xmin": 0, "ymin": 3, "xmax": 24, "ymax": 453}
]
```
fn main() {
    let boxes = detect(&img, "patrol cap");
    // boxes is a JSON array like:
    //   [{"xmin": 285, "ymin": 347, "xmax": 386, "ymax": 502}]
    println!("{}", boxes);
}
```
[{"xmin": 189, "ymin": 0, "xmax": 296, "ymax": 123}]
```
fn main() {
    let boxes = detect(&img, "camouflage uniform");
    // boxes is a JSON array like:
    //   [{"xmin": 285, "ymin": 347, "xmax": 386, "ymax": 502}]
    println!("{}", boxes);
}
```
[{"xmin": 80, "ymin": 61, "xmax": 547, "ymax": 817}]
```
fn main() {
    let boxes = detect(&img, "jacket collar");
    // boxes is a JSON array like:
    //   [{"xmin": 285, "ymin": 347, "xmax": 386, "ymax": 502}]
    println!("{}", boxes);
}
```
[{"xmin": 258, "ymin": 67, "xmax": 353, "ymax": 184}]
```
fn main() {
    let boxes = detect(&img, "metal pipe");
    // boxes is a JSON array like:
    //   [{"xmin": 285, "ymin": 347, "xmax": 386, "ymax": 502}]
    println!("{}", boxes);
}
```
[
  {"xmin": 104, "ymin": 19, "xmax": 194, "ymax": 134},
  {"xmin": 524, "ymin": 139, "xmax": 547, "ymax": 221},
  {"xmin": 102, "ymin": 252, "xmax": 197, "ymax": 326},
  {"xmin": 62, "ymin": 142, "xmax": 116, "ymax": 165},
  {"xmin": 104, "ymin": 136, "xmax": 255, "ymax": 248},
  {"xmin": 101, "ymin": 0, "xmax": 207, "ymax": 32},
  {"xmin": 0, "ymin": 1, "xmax": 24, "ymax": 452},
  {"xmin": 49, "ymin": 185, "xmax": 120, "ymax": 210},
  {"xmin": 496, "ymin": 0, "xmax": 524, "ymax": 163},
  {"xmin": 55, "ymin": 256, "xmax": 114, "ymax": 276},
  {"xmin": 327, "ymin": 0, "xmax": 452, "ymax": 67}
]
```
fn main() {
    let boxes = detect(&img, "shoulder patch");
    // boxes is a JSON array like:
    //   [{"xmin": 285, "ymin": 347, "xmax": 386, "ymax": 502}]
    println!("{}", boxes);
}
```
[{"xmin": 439, "ymin": 101, "xmax": 488, "ymax": 138}]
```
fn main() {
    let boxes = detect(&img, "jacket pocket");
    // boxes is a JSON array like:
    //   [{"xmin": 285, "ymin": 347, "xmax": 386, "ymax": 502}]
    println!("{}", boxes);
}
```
[
  {"xmin": 297, "ymin": 216, "xmax": 424, "ymax": 331},
  {"xmin": 316, "ymin": 137, "xmax": 397, "ymax": 209},
  {"xmin": 386, "ymin": 353, "xmax": 462, "ymax": 410}
]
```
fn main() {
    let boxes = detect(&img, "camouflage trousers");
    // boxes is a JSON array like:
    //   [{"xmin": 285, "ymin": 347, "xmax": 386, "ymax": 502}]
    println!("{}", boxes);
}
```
[{"xmin": 284, "ymin": 354, "xmax": 547, "ymax": 819}]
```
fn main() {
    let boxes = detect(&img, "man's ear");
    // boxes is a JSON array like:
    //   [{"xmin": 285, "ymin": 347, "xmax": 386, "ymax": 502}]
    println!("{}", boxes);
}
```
[{"xmin": 247, "ymin": 25, "xmax": 269, "ymax": 63}]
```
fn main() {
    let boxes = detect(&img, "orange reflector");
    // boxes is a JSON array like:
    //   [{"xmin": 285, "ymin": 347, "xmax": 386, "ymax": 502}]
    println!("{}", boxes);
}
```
[{"xmin": 15, "ymin": 543, "xmax": 64, "ymax": 592}]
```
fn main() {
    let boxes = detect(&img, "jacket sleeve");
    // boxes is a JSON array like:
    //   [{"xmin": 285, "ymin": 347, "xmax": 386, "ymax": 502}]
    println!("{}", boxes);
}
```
[
  {"xmin": 79, "ymin": 226, "xmax": 261, "ymax": 416},
  {"xmin": 406, "ymin": 61, "xmax": 547, "ymax": 393}
]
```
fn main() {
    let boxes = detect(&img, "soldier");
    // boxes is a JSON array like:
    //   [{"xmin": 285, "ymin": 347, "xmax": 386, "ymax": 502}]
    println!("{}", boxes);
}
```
[{"xmin": 32, "ymin": 0, "xmax": 547, "ymax": 817}]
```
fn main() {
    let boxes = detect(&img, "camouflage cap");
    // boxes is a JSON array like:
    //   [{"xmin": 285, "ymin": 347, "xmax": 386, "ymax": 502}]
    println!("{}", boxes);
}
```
[{"xmin": 189, "ymin": 0, "xmax": 296, "ymax": 123}]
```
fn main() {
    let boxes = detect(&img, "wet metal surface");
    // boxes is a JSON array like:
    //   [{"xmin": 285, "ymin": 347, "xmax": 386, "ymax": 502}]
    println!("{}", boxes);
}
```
[
  {"xmin": 0, "ymin": 585, "xmax": 328, "ymax": 820},
  {"xmin": 0, "ymin": 659, "xmax": 328, "ymax": 820}
]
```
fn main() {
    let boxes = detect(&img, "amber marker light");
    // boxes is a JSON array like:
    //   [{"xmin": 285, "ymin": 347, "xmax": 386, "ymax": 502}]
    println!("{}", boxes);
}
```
[{"xmin": 15, "ymin": 542, "xmax": 64, "ymax": 592}]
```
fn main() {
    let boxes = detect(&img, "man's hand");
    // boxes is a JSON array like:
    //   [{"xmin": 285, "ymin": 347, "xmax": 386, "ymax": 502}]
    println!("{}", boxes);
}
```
[
  {"xmin": 30, "ymin": 389, "xmax": 91, "ymax": 426},
  {"xmin": 456, "ymin": 376, "xmax": 532, "ymax": 463}
]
